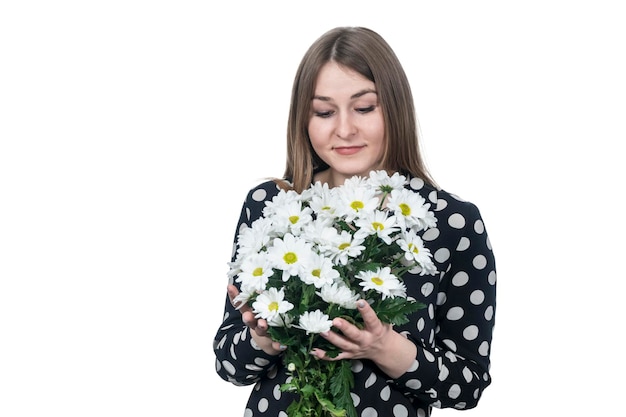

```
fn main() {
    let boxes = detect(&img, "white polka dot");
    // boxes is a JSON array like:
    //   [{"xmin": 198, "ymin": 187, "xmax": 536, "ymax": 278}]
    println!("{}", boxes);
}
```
[
  {"xmin": 451, "ymin": 271, "xmax": 469, "ymax": 287},
  {"xmin": 405, "ymin": 378, "xmax": 422, "ymax": 389},
  {"xmin": 472, "ymin": 254, "xmax": 487, "ymax": 269},
  {"xmin": 278, "ymin": 412, "xmax": 288, "ymax": 417},
  {"xmin": 423, "ymin": 350, "xmax": 436, "ymax": 362},
  {"xmin": 416, "ymin": 317, "xmax": 425, "ymax": 331},
  {"xmin": 434, "ymin": 248, "xmax": 450, "ymax": 263},
  {"xmin": 393, "ymin": 404, "xmax": 409, "ymax": 417},
  {"xmin": 380, "ymin": 385, "xmax": 391, "ymax": 401},
  {"xmin": 436, "ymin": 198, "xmax": 448, "ymax": 211},
  {"xmin": 407, "ymin": 359, "xmax": 419, "ymax": 372},
  {"xmin": 351, "ymin": 360, "xmax": 364, "ymax": 372},
  {"xmin": 442, "ymin": 339, "xmax": 457, "ymax": 352},
  {"xmin": 251, "ymin": 188, "xmax": 267, "ymax": 202},
  {"xmin": 479, "ymin": 341, "xmax": 490, "ymax": 356},
  {"xmin": 410, "ymin": 177, "xmax": 425, "ymax": 190},
  {"xmin": 436, "ymin": 292, "xmax": 447, "ymax": 306},
  {"xmin": 417, "ymin": 409, "xmax": 427, "ymax": 417},
  {"xmin": 474, "ymin": 219, "xmax": 485, "ymax": 234},
  {"xmin": 362, "ymin": 406, "xmax": 378, "ymax": 417},
  {"xmin": 488, "ymin": 270, "xmax": 497, "ymax": 285},
  {"xmin": 456, "ymin": 237, "xmax": 470, "ymax": 251},
  {"xmin": 273, "ymin": 383, "xmax": 282, "ymax": 400},
  {"xmin": 422, "ymin": 227, "xmax": 440, "ymax": 241},
  {"xmin": 421, "ymin": 282, "xmax": 434, "ymax": 297},
  {"xmin": 448, "ymin": 213, "xmax": 466, "ymax": 229},
  {"xmin": 448, "ymin": 384, "xmax": 461, "ymax": 399},
  {"xmin": 446, "ymin": 307, "xmax": 464, "ymax": 320},
  {"xmin": 365, "ymin": 372, "xmax": 377, "ymax": 388},
  {"xmin": 462, "ymin": 367, "xmax": 473, "ymax": 383},
  {"xmin": 222, "ymin": 360, "xmax": 235, "ymax": 375},
  {"xmin": 485, "ymin": 305, "xmax": 494, "ymax": 321},
  {"xmin": 244, "ymin": 408, "xmax": 253, "ymax": 417},
  {"xmin": 463, "ymin": 325, "xmax": 479, "ymax": 340},
  {"xmin": 257, "ymin": 398, "xmax": 269, "ymax": 412},
  {"xmin": 351, "ymin": 392, "xmax": 361, "ymax": 406},
  {"xmin": 470, "ymin": 290, "xmax": 485, "ymax": 305},
  {"xmin": 438, "ymin": 364, "xmax": 449, "ymax": 381}
]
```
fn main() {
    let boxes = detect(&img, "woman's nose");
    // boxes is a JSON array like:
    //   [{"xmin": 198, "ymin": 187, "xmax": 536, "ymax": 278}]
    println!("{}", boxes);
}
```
[{"xmin": 335, "ymin": 113, "xmax": 357, "ymax": 139}]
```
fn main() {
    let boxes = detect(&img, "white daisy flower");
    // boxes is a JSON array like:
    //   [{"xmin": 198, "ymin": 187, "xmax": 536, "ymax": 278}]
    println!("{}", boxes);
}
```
[
  {"xmin": 266, "ymin": 233, "xmax": 313, "ymax": 281},
  {"xmin": 367, "ymin": 170, "xmax": 407, "ymax": 194},
  {"xmin": 272, "ymin": 200, "xmax": 313, "ymax": 236},
  {"xmin": 387, "ymin": 188, "xmax": 437, "ymax": 231},
  {"xmin": 294, "ymin": 309, "xmax": 333, "ymax": 335},
  {"xmin": 396, "ymin": 229, "xmax": 437, "ymax": 275},
  {"xmin": 252, "ymin": 287, "xmax": 294, "ymax": 327},
  {"xmin": 236, "ymin": 218, "xmax": 273, "ymax": 257},
  {"xmin": 335, "ymin": 180, "xmax": 379, "ymax": 222},
  {"xmin": 300, "ymin": 252, "xmax": 340, "ymax": 288},
  {"xmin": 263, "ymin": 189, "xmax": 302, "ymax": 218},
  {"xmin": 357, "ymin": 266, "xmax": 407, "ymax": 299},
  {"xmin": 354, "ymin": 209, "xmax": 400, "ymax": 245},
  {"xmin": 236, "ymin": 252, "xmax": 274, "ymax": 293},
  {"xmin": 326, "ymin": 230, "xmax": 366, "ymax": 266},
  {"xmin": 317, "ymin": 282, "xmax": 359, "ymax": 309},
  {"xmin": 307, "ymin": 182, "xmax": 339, "ymax": 219}
]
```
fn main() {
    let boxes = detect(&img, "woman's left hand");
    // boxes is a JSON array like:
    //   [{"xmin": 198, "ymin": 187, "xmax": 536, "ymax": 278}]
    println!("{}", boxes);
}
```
[{"xmin": 311, "ymin": 299, "xmax": 418, "ymax": 379}]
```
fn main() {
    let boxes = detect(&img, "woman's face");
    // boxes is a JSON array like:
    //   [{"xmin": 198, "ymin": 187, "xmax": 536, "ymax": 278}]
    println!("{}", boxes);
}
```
[{"xmin": 308, "ymin": 62, "xmax": 385, "ymax": 186}]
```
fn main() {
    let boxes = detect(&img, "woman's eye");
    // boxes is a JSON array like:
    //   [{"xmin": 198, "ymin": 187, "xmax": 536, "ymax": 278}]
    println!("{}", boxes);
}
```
[
  {"xmin": 356, "ymin": 105, "xmax": 376, "ymax": 114},
  {"xmin": 314, "ymin": 110, "xmax": 333, "ymax": 118}
]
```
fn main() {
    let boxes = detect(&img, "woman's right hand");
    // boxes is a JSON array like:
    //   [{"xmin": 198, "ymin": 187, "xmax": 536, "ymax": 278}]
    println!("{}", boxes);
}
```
[{"xmin": 227, "ymin": 284, "xmax": 286, "ymax": 356}]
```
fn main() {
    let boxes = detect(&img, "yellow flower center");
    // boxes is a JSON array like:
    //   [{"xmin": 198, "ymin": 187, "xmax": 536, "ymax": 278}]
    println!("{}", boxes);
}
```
[
  {"xmin": 409, "ymin": 243, "xmax": 419, "ymax": 254},
  {"xmin": 322, "ymin": 206, "xmax": 331, "ymax": 211},
  {"xmin": 338, "ymin": 242, "xmax": 350, "ymax": 250},
  {"xmin": 312, "ymin": 269, "xmax": 321, "ymax": 278},
  {"xmin": 350, "ymin": 200, "xmax": 364, "ymax": 211},
  {"xmin": 372, "ymin": 222, "xmax": 384, "ymax": 231},
  {"xmin": 371, "ymin": 276, "xmax": 383, "ymax": 286},
  {"xmin": 252, "ymin": 267, "xmax": 264, "ymax": 276},
  {"xmin": 399, "ymin": 203, "xmax": 411, "ymax": 216},
  {"xmin": 268, "ymin": 301, "xmax": 279, "ymax": 312},
  {"xmin": 283, "ymin": 252, "xmax": 298, "ymax": 264},
  {"xmin": 289, "ymin": 215, "xmax": 299, "ymax": 224}
]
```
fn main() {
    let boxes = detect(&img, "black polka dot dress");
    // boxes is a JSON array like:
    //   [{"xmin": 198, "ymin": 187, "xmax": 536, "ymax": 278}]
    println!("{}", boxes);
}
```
[{"xmin": 214, "ymin": 177, "xmax": 497, "ymax": 417}]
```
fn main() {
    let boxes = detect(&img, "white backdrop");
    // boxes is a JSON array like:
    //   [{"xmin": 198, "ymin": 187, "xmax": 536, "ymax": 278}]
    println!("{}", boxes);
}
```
[{"xmin": 1, "ymin": 1, "xmax": 624, "ymax": 416}]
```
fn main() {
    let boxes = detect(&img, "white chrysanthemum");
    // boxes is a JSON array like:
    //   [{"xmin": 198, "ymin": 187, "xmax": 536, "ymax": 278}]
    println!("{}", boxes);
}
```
[
  {"xmin": 263, "ymin": 189, "xmax": 302, "ymax": 217},
  {"xmin": 396, "ymin": 229, "xmax": 437, "ymax": 275},
  {"xmin": 357, "ymin": 266, "xmax": 407, "ymax": 299},
  {"xmin": 367, "ymin": 170, "xmax": 407, "ymax": 194},
  {"xmin": 300, "ymin": 252, "xmax": 340, "ymax": 288},
  {"xmin": 272, "ymin": 200, "xmax": 313, "ymax": 235},
  {"xmin": 232, "ymin": 286, "xmax": 254, "ymax": 309},
  {"xmin": 325, "ymin": 230, "xmax": 366, "ymax": 266},
  {"xmin": 387, "ymin": 188, "xmax": 437, "ymax": 231},
  {"xmin": 307, "ymin": 182, "xmax": 339, "ymax": 219},
  {"xmin": 354, "ymin": 210, "xmax": 400, "ymax": 245},
  {"xmin": 236, "ymin": 218, "xmax": 273, "ymax": 257},
  {"xmin": 266, "ymin": 233, "xmax": 313, "ymax": 281},
  {"xmin": 236, "ymin": 252, "xmax": 274, "ymax": 293},
  {"xmin": 252, "ymin": 287, "xmax": 294, "ymax": 327},
  {"xmin": 335, "ymin": 179, "xmax": 379, "ymax": 221},
  {"xmin": 317, "ymin": 282, "xmax": 359, "ymax": 309},
  {"xmin": 294, "ymin": 309, "xmax": 333, "ymax": 334}
]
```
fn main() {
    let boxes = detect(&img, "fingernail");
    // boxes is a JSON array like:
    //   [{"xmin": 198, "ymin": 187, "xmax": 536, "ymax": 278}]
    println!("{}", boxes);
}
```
[
  {"xmin": 357, "ymin": 300, "xmax": 365, "ymax": 308},
  {"xmin": 279, "ymin": 345, "xmax": 287, "ymax": 350}
]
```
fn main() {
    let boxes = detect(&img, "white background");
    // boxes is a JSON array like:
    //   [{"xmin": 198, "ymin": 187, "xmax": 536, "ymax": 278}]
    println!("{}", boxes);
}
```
[{"xmin": 1, "ymin": 1, "xmax": 624, "ymax": 416}]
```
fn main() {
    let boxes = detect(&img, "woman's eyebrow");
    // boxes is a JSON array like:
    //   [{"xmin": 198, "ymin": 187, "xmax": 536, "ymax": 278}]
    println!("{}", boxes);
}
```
[{"xmin": 312, "ymin": 89, "xmax": 377, "ymax": 101}]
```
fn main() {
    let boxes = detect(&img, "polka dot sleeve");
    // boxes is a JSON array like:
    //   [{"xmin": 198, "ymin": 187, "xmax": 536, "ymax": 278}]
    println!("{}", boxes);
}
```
[
  {"xmin": 213, "ymin": 181, "xmax": 284, "ymax": 386},
  {"xmin": 393, "ymin": 190, "xmax": 496, "ymax": 410}
]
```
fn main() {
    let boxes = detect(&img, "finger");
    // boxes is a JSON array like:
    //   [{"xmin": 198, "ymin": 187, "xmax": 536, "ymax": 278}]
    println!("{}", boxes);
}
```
[
  {"xmin": 355, "ymin": 299, "xmax": 384, "ymax": 331},
  {"xmin": 227, "ymin": 284, "xmax": 252, "ymax": 313}
]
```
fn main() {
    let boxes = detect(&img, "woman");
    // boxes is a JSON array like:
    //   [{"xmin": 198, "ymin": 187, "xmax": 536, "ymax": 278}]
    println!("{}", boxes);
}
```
[{"xmin": 214, "ymin": 26, "xmax": 496, "ymax": 416}]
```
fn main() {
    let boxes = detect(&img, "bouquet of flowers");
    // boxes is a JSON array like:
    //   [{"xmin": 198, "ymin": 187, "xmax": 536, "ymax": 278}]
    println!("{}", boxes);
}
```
[{"xmin": 230, "ymin": 170, "xmax": 438, "ymax": 417}]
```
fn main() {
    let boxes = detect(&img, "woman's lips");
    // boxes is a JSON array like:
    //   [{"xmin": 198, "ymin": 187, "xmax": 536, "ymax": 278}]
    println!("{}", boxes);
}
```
[{"xmin": 333, "ymin": 146, "xmax": 364, "ymax": 155}]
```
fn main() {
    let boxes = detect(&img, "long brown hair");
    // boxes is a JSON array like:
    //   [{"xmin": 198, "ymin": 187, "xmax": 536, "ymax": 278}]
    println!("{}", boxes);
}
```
[{"xmin": 283, "ymin": 26, "xmax": 437, "ymax": 193}]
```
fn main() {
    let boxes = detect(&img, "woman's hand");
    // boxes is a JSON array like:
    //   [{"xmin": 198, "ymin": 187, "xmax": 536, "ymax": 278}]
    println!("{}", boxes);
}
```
[
  {"xmin": 227, "ymin": 284, "xmax": 285, "ymax": 356},
  {"xmin": 310, "ymin": 300, "xmax": 417, "ymax": 379}
]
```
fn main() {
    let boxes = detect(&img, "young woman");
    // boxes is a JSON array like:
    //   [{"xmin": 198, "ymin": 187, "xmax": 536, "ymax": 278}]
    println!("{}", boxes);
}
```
[{"xmin": 214, "ymin": 26, "xmax": 496, "ymax": 417}]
